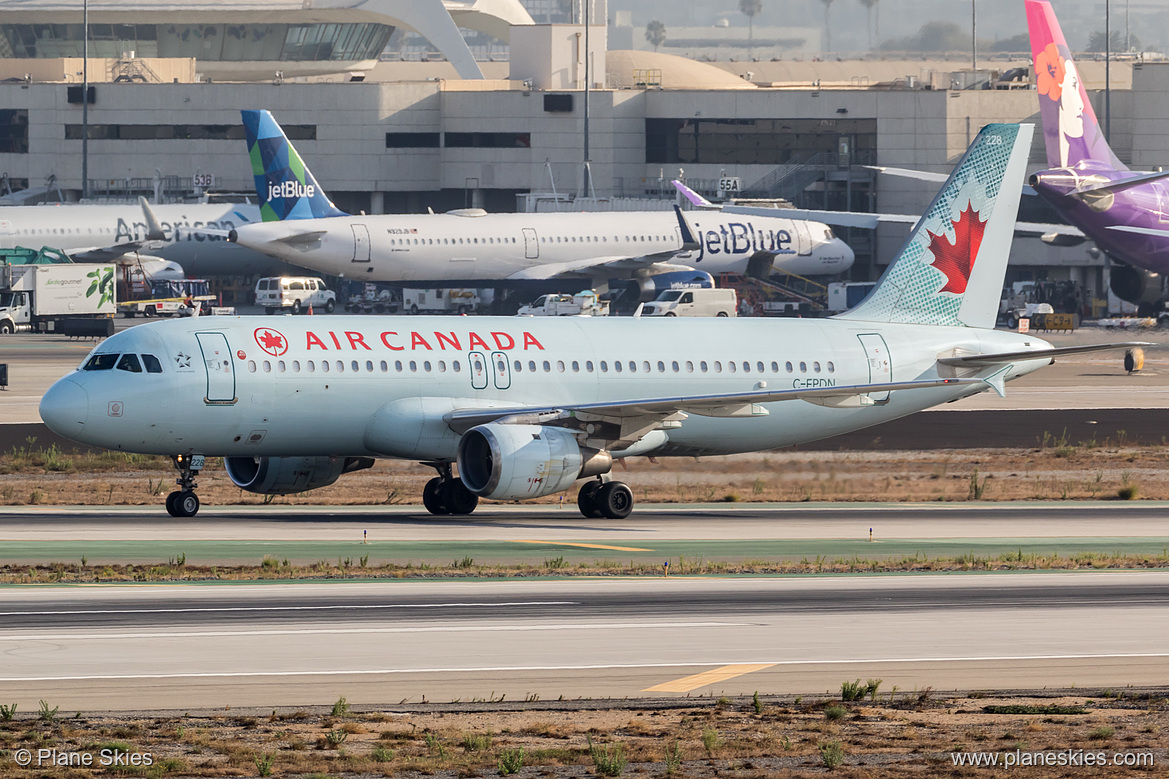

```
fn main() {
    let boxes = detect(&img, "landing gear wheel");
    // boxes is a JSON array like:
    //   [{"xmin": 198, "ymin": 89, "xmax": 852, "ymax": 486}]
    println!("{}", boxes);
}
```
[
  {"xmin": 324, "ymin": 299, "xmax": 336, "ymax": 313},
  {"xmin": 596, "ymin": 482, "xmax": 633, "ymax": 519},
  {"xmin": 175, "ymin": 491, "xmax": 199, "ymax": 517},
  {"xmin": 422, "ymin": 477, "xmax": 450, "ymax": 515},
  {"xmin": 441, "ymin": 480, "xmax": 479, "ymax": 515},
  {"xmin": 167, "ymin": 454, "xmax": 204, "ymax": 518},
  {"xmin": 577, "ymin": 480, "xmax": 604, "ymax": 518}
]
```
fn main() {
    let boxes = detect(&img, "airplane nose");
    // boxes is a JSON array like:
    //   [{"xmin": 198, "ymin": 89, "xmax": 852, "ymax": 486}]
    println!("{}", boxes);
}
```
[
  {"xmin": 838, "ymin": 239, "xmax": 856, "ymax": 271},
  {"xmin": 39, "ymin": 378, "xmax": 89, "ymax": 440}
]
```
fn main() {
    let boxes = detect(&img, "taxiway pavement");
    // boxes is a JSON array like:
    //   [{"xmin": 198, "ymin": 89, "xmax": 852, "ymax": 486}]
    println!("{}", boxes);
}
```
[{"xmin": 1, "ymin": 572, "xmax": 1167, "ymax": 711}]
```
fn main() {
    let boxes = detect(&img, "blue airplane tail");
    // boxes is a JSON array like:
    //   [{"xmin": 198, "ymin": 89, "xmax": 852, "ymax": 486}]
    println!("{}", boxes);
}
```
[
  {"xmin": 837, "ymin": 124, "xmax": 1033, "ymax": 330},
  {"xmin": 242, "ymin": 110, "xmax": 347, "ymax": 222}
]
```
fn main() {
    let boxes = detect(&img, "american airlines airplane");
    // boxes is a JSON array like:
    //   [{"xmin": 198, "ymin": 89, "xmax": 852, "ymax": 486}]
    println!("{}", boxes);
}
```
[
  {"xmin": 0, "ymin": 198, "xmax": 276, "ymax": 277},
  {"xmin": 225, "ymin": 110, "xmax": 854, "ymax": 286},
  {"xmin": 39, "ymin": 124, "xmax": 1139, "ymax": 519}
]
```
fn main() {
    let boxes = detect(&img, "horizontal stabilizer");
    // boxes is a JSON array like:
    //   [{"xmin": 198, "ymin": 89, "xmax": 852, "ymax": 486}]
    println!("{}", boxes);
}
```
[
  {"xmin": 670, "ymin": 180, "xmax": 716, "ymax": 209},
  {"xmin": 937, "ymin": 341, "xmax": 1152, "ymax": 366},
  {"xmin": 1071, "ymin": 169, "xmax": 1169, "ymax": 196},
  {"xmin": 1108, "ymin": 225, "xmax": 1169, "ymax": 239}
]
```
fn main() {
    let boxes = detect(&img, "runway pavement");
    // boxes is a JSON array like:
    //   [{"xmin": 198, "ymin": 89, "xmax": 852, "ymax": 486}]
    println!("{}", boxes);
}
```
[{"xmin": 1, "ymin": 572, "xmax": 1168, "ymax": 711}]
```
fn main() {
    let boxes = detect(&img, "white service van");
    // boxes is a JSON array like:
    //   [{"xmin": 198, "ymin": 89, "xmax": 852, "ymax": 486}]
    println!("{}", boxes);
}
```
[
  {"xmin": 641, "ymin": 288, "xmax": 737, "ymax": 317},
  {"xmin": 255, "ymin": 277, "xmax": 336, "ymax": 315}
]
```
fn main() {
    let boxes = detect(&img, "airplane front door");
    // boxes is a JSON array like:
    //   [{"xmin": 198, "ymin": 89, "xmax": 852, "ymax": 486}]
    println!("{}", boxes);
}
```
[
  {"xmin": 351, "ymin": 224, "xmax": 371, "ymax": 262},
  {"xmin": 792, "ymin": 220, "xmax": 813, "ymax": 256},
  {"xmin": 195, "ymin": 332, "xmax": 236, "ymax": 404},
  {"xmin": 857, "ymin": 333, "xmax": 891, "ymax": 403},
  {"xmin": 522, "ymin": 228, "xmax": 539, "ymax": 259}
]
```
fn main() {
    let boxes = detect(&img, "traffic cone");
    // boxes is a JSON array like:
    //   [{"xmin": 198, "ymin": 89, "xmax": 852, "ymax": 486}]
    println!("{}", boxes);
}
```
[{"xmin": 307, "ymin": 303, "xmax": 314, "ymax": 315}]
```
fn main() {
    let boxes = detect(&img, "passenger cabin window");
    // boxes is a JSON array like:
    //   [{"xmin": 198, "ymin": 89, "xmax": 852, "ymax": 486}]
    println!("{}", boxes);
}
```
[
  {"xmin": 141, "ymin": 354, "xmax": 163, "ymax": 373},
  {"xmin": 83, "ymin": 353, "xmax": 118, "ymax": 371},
  {"xmin": 116, "ymin": 354, "xmax": 142, "ymax": 373}
]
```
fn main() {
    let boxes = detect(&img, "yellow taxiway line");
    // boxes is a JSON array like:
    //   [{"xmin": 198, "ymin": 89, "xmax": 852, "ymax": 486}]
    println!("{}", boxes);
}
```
[
  {"xmin": 642, "ymin": 663, "xmax": 778, "ymax": 693},
  {"xmin": 511, "ymin": 540, "xmax": 653, "ymax": 552}
]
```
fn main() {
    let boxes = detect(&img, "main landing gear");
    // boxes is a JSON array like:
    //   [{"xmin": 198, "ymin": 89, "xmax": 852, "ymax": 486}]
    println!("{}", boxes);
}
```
[
  {"xmin": 577, "ymin": 478, "xmax": 633, "ymax": 519},
  {"xmin": 166, "ymin": 454, "xmax": 204, "ymax": 517},
  {"xmin": 421, "ymin": 462, "xmax": 479, "ymax": 516}
]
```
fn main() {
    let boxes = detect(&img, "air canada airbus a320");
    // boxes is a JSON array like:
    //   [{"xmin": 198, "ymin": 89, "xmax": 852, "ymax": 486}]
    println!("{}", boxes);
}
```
[{"xmin": 40, "ymin": 124, "xmax": 1142, "ymax": 519}]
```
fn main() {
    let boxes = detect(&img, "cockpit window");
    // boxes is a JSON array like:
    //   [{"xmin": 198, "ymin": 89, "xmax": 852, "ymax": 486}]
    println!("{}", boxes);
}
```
[
  {"xmin": 825, "ymin": 228, "xmax": 836, "ymax": 240},
  {"xmin": 116, "ymin": 354, "xmax": 142, "ymax": 373},
  {"xmin": 83, "ymin": 353, "xmax": 118, "ymax": 371},
  {"xmin": 141, "ymin": 354, "xmax": 163, "ymax": 374}
]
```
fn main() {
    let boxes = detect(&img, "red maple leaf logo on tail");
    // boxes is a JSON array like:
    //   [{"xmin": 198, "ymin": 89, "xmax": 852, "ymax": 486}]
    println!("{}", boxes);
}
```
[{"xmin": 927, "ymin": 203, "xmax": 987, "ymax": 295}]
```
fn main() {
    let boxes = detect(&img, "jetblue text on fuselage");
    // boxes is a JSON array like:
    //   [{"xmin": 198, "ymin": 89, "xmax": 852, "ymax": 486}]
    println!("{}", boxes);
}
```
[
  {"xmin": 268, "ymin": 180, "xmax": 316, "ymax": 201},
  {"xmin": 691, "ymin": 221, "xmax": 795, "ymax": 262},
  {"xmin": 115, "ymin": 218, "xmax": 237, "ymax": 244}
]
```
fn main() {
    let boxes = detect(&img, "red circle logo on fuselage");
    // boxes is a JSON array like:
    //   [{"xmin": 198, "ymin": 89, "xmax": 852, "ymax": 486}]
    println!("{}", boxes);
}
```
[{"xmin": 254, "ymin": 327, "xmax": 289, "ymax": 357}]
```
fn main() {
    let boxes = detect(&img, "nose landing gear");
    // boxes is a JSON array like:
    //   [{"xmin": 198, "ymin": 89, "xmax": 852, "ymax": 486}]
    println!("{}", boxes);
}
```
[
  {"xmin": 166, "ymin": 454, "xmax": 204, "ymax": 517},
  {"xmin": 421, "ymin": 462, "xmax": 479, "ymax": 516}
]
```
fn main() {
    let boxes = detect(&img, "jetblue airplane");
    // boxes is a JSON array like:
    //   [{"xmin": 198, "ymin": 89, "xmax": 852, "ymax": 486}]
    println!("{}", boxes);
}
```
[
  {"xmin": 39, "ymin": 124, "xmax": 1139, "ymax": 519},
  {"xmin": 225, "ymin": 110, "xmax": 854, "ymax": 286},
  {"xmin": 0, "ymin": 198, "xmax": 275, "ymax": 277}
]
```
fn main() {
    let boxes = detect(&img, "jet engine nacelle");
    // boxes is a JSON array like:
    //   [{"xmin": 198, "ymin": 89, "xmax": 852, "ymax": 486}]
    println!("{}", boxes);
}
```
[
  {"xmin": 456, "ymin": 424, "xmax": 612, "ymax": 500},
  {"xmin": 632, "ymin": 270, "xmax": 715, "ymax": 302},
  {"xmin": 224, "ymin": 455, "xmax": 374, "ymax": 495},
  {"xmin": 1110, "ymin": 264, "xmax": 1163, "ymax": 306}
]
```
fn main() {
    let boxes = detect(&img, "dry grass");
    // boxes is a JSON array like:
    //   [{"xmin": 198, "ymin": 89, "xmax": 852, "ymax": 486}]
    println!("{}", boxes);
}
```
[
  {"xmin": 4, "ymin": 443, "xmax": 1169, "ymax": 507},
  {"xmin": 0, "ymin": 693, "xmax": 1164, "ymax": 777}
]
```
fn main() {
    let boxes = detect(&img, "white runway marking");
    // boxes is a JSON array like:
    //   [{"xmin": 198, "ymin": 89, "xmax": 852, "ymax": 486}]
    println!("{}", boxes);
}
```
[
  {"xmin": 0, "ymin": 601, "xmax": 578, "ymax": 616},
  {"xmin": 4, "ymin": 653, "xmax": 1169, "ymax": 683},
  {"xmin": 0, "ymin": 621, "xmax": 747, "ymax": 641}
]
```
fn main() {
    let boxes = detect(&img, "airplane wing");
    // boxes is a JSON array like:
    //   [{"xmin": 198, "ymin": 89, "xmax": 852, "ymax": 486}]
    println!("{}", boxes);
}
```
[
  {"xmin": 1107, "ymin": 225, "xmax": 1169, "ymax": 239},
  {"xmin": 863, "ymin": 165, "xmax": 949, "ymax": 184},
  {"xmin": 720, "ymin": 204, "xmax": 1085, "ymax": 240},
  {"xmin": 670, "ymin": 180, "xmax": 720, "ymax": 209},
  {"xmin": 444, "ymin": 377, "xmax": 984, "ymax": 448},
  {"xmin": 505, "ymin": 255, "xmax": 650, "ymax": 280},
  {"xmin": 937, "ymin": 342, "xmax": 1151, "ymax": 366}
]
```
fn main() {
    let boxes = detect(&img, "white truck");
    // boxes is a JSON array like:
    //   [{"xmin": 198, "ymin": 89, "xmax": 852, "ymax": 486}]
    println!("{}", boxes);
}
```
[
  {"xmin": 517, "ymin": 291, "xmax": 609, "ymax": 317},
  {"xmin": 0, "ymin": 263, "xmax": 116, "ymax": 334},
  {"xmin": 641, "ymin": 287, "xmax": 737, "ymax": 317},
  {"xmin": 403, "ymin": 287, "xmax": 480, "ymax": 315}
]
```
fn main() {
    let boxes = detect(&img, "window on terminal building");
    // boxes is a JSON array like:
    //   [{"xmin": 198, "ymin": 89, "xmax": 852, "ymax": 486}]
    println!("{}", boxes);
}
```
[
  {"xmin": 385, "ymin": 132, "xmax": 440, "ymax": 148},
  {"xmin": 443, "ymin": 132, "xmax": 531, "ymax": 148}
]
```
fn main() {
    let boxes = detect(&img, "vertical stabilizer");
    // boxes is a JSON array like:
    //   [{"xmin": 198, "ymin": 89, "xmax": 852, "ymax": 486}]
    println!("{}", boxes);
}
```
[
  {"xmin": 241, "ymin": 110, "xmax": 348, "ymax": 222},
  {"xmin": 838, "ymin": 124, "xmax": 1033, "ymax": 330},
  {"xmin": 1025, "ymin": 0, "xmax": 1126, "ymax": 170}
]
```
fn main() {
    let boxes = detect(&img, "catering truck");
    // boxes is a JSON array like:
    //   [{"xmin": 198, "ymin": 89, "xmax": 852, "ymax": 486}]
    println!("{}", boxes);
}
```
[{"xmin": 0, "ymin": 263, "xmax": 116, "ymax": 334}]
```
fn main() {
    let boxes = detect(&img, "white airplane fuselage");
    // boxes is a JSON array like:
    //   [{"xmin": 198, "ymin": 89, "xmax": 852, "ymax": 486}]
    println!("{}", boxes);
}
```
[
  {"xmin": 42, "ymin": 315, "xmax": 1049, "ymax": 461},
  {"xmin": 229, "ymin": 210, "xmax": 854, "ymax": 283},
  {"xmin": 0, "ymin": 202, "xmax": 275, "ymax": 276}
]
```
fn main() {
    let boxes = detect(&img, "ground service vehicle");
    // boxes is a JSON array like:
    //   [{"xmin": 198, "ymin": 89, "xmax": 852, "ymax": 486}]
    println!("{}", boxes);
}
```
[
  {"xmin": 119, "ymin": 279, "xmax": 216, "ymax": 318},
  {"xmin": 641, "ymin": 287, "xmax": 737, "ymax": 317},
  {"xmin": 0, "ymin": 262, "xmax": 115, "ymax": 333},
  {"xmin": 403, "ymin": 288, "xmax": 480, "ymax": 315},
  {"xmin": 255, "ymin": 277, "xmax": 336, "ymax": 315},
  {"xmin": 517, "ymin": 291, "xmax": 609, "ymax": 317}
]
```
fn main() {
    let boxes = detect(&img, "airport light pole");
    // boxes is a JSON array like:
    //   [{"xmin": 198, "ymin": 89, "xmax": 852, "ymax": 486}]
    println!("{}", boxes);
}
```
[
  {"xmin": 81, "ymin": 0, "xmax": 89, "ymax": 200},
  {"xmin": 971, "ymin": 0, "xmax": 977, "ymax": 71},
  {"xmin": 1105, "ymin": 0, "xmax": 1111, "ymax": 142},
  {"xmin": 581, "ymin": 0, "xmax": 593, "ymax": 199}
]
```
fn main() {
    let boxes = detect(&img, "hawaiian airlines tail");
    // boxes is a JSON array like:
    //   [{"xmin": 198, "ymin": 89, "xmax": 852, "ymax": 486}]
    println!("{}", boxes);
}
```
[
  {"xmin": 838, "ymin": 123, "xmax": 1033, "ymax": 329},
  {"xmin": 1025, "ymin": 0, "xmax": 1126, "ymax": 171},
  {"xmin": 241, "ymin": 109, "xmax": 348, "ymax": 222}
]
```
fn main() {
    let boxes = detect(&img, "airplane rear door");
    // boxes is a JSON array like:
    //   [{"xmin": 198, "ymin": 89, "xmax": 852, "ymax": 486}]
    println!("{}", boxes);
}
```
[
  {"xmin": 351, "ymin": 224, "xmax": 371, "ymax": 262},
  {"xmin": 195, "ymin": 332, "xmax": 236, "ymax": 405},
  {"xmin": 857, "ymin": 333, "xmax": 890, "ymax": 403},
  {"xmin": 522, "ymin": 228, "xmax": 539, "ymax": 259}
]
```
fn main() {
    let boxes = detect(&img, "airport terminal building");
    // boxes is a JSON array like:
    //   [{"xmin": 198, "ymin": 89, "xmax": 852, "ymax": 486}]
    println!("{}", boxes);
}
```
[{"xmin": 1, "ymin": 0, "xmax": 1167, "ymax": 306}]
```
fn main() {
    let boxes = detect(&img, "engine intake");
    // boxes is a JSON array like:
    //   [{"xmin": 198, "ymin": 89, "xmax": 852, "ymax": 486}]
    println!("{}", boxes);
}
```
[
  {"xmin": 457, "ymin": 424, "xmax": 611, "ymax": 500},
  {"xmin": 224, "ymin": 455, "xmax": 374, "ymax": 495},
  {"xmin": 1110, "ymin": 265, "xmax": 1162, "ymax": 306}
]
